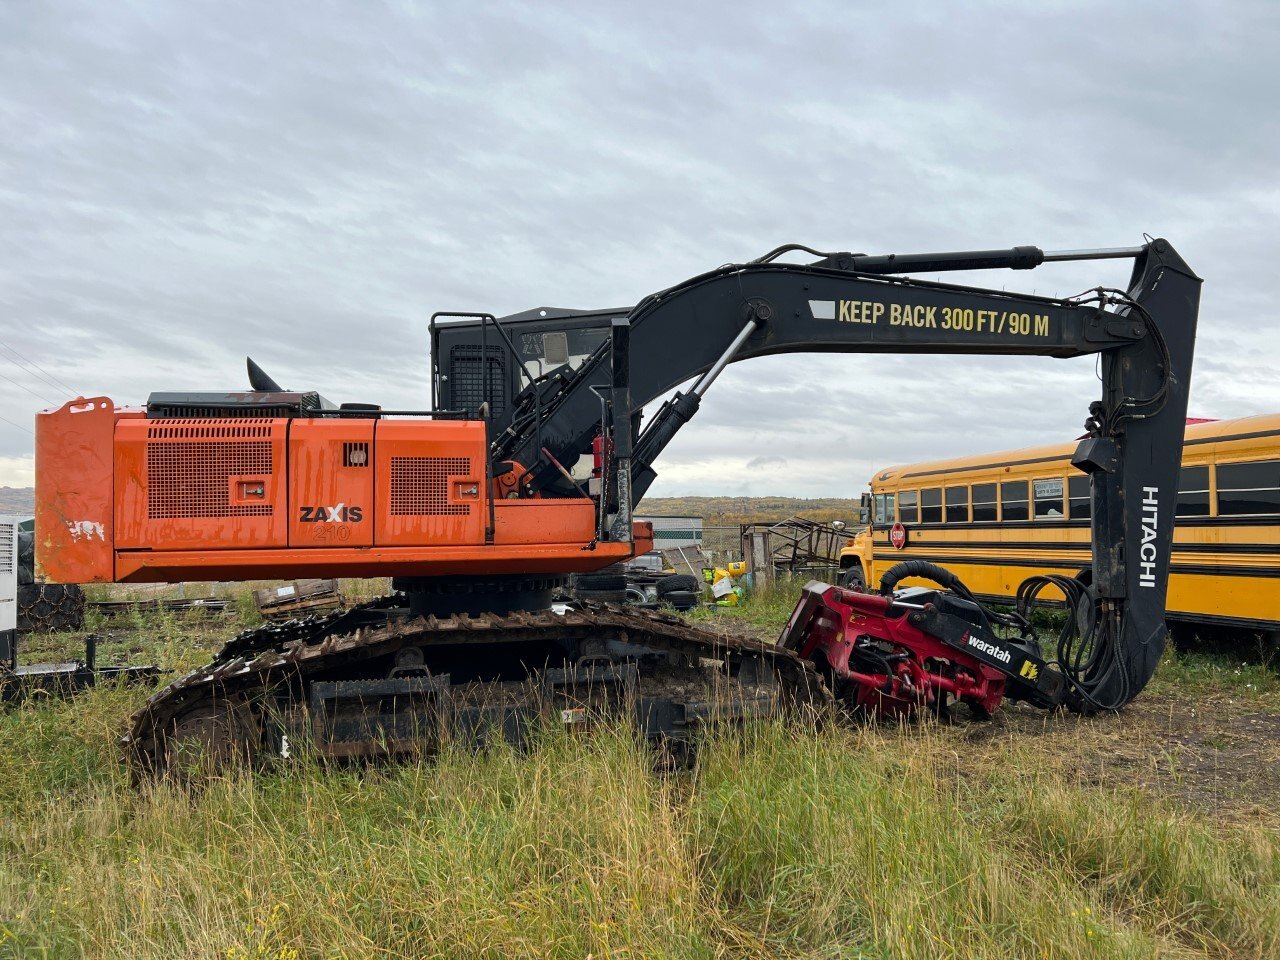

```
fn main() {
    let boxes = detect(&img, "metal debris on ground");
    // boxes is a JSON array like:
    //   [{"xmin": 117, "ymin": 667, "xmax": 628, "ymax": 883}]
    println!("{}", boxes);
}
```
[
  {"xmin": 254, "ymin": 579, "xmax": 345, "ymax": 621},
  {"xmin": 91, "ymin": 596, "xmax": 233, "ymax": 618},
  {"xmin": 2, "ymin": 631, "xmax": 165, "ymax": 702},
  {"xmin": 741, "ymin": 516, "xmax": 850, "ymax": 579}
]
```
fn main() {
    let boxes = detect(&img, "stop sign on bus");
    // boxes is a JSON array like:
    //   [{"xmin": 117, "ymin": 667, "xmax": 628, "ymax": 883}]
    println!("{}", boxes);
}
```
[{"xmin": 890, "ymin": 522, "xmax": 908, "ymax": 550}]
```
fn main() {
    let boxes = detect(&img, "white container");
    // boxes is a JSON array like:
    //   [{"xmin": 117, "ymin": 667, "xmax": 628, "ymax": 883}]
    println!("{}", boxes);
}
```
[
  {"xmin": 0, "ymin": 515, "xmax": 18, "ymax": 637},
  {"xmin": 636, "ymin": 515, "xmax": 703, "ymax": 550}
]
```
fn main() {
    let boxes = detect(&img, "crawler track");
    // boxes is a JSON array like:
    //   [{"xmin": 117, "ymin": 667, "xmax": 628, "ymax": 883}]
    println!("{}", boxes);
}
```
[{"xmin": 124, "ymin": 600, "xmax": 832, "ymax": 775}]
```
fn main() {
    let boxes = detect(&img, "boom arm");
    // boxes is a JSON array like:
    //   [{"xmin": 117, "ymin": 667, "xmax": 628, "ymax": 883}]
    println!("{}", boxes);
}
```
[{"xmin": 465, "ymin": 239, "xmax": 1200, "ymax": 709}]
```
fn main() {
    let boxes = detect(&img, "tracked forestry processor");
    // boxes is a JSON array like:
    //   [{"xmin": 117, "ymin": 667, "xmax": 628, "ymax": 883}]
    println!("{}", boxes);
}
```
[{"xmin": 34, "ymin": 238, "xmax": 1201, "ymax": 773}]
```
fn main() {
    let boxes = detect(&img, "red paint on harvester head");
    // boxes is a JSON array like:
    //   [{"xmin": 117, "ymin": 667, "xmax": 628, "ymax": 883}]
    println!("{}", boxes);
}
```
[{"xmin": 779, "ymin": 582, "xmax": 1006, "ymax": 719}]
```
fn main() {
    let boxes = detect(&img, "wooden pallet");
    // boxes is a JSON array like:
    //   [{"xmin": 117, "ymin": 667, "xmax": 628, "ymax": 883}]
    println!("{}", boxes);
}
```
[{"xmin": 254, "ymin": 579, "xmax": 345, "ymax": 620}]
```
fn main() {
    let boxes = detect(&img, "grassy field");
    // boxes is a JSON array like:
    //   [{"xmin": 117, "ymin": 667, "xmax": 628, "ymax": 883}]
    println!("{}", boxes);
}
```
[
  {"xmin": 637, "ymin": 496, "xmax": 861, "ymax": 526},
  {"xmin": 2, "ymin": 581, "xmax": 1279, "ymax": 959}
]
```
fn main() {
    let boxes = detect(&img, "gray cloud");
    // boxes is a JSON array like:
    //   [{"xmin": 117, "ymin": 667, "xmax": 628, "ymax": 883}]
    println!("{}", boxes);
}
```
[{"xmin": 2, "ymin": 0, "xmax": 1277, "ymax": 494}]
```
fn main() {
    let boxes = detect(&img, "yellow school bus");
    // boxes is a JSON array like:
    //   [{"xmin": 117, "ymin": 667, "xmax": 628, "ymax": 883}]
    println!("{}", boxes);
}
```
[{"xmin": 838, "ymin": 414, "xmax": 1280, "ymax": 640}]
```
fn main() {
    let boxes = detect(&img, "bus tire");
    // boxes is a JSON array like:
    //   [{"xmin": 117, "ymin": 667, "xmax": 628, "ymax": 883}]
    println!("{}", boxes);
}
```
[{"xmin": 838, "ymin": 566, "xmax": 867, "ymax": 592}]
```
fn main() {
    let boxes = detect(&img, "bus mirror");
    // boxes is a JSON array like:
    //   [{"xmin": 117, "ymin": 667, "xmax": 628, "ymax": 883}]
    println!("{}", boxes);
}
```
[
  {"xmin": 831, "ymin": 520, "xmax": 846, "ymax": 532},
  {"xmin": 859, "ymin": 507, "xmax": 870, "ymax": 525}
]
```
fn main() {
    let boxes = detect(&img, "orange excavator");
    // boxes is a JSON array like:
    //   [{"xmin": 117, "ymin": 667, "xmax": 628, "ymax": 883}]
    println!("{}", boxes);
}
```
[{"xmin": 34, "ymin": 239, "xmax": 1201, "ymax": 772}]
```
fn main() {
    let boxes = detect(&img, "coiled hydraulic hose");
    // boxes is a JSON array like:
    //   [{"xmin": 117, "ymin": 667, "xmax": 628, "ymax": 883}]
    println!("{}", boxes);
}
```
[
  {"xmin": 877, "ymin": 560, "xmax": 1030, "ymax": 634},
  {"xmin": 877, "ymin": 562, "xmax": 1128, "ymax": 712},
  {"xmin": 878, "ymin": 559, "xmax": 971, "ymax": 598},
  {"xmin": 1016, "ymin": 573, "xmax": 1128, "ymax": 713}
]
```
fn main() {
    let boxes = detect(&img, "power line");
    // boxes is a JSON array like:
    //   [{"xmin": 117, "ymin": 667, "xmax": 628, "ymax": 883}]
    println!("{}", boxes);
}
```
[
  {"xmin": 0, "ymin": 351, "xmax": 67, "ymax": 400},
  {"xmin": 0, "ymin": 369, "xmax": 58, "ymax": 406},
  {"xmin": 0, "ymin": 413, "xmax": 34, "ymax": 436},
  {"xmin": 0, "ymin": 339, "xmax": 77, "ymax": 395}
]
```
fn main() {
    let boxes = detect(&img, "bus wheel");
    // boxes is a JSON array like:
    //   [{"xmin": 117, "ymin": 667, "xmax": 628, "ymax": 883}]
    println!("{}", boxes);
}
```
[{"xmin": 838, "ymin": 566, "xmax": 867, "ymax": 592}]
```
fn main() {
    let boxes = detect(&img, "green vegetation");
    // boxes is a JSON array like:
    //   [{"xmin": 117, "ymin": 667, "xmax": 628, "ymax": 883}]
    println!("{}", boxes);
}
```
[
  {"xmin": 2, "ymin": 582, "xmax": 1278, "ymax": 959},
  {"xmin": 638, "ymin": 496, "xmax": 861, "ymax": 526}
]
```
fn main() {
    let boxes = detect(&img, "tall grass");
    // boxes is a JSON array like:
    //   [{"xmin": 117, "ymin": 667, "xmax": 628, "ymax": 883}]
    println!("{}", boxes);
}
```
[
  {"xmin": 2, "ymin": 702, "xmax": 1277, "ymax": 959},
  {"xmin": 3, "ymin": 583, "xmax": 1277, "ymax": 958}
]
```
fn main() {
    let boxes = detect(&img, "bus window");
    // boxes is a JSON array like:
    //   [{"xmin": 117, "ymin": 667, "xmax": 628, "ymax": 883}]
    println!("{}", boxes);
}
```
[
  {"xmin": 920, "ymin": 487, "xmax": 942, "ymax": 523},
  {"xmin": 1068, "ymin": 474, "xmax": 1090, "ymax": 520},
  {"xmin": 899, "ymin": 490, "xmax": 919, "ymax": 524},
  {"xmin": 972, "ymin": 483, "xmax": 997, "ymax": 522},
  {"xmin": 873, "ymin": 493, "xmax": 895, "ymax": 525},
  {"xmin": 945, "ymin": 486, "xmax": 969, "ymax": 523},
  {"xmin": 1217, "ymin": 460, "xmax": 1280, "ymax": 516},
  {"xmin": 1176, "ymin": 464, "xmax": 1211, "ymax": 517},
  {"xmin": 1033, "ymin": 478, "xmax": 1064, "ymax": 519},
  {"xmin": 1001, "ymin": 480, "xmax": 1029, "ymax": 521}
]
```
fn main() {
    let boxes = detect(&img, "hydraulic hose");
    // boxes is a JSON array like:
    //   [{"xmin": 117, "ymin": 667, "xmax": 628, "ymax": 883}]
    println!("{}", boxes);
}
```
[
  {"xmin": 878, "ymin": 559, "xmax": 1030, "ymax": 633},
  {"xmin": 879, "ymin": 560, "xmax": 977, "ymax": 602},
  {"xmin": 1016, "ymin": 573, "xmax": 1129, "ymax": 713}
]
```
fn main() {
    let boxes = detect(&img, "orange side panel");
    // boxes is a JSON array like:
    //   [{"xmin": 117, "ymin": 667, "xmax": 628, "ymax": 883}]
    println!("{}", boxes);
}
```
[
  {"xmin": 289, "ymin": 419, "xmax": 375, "ymax": 547},
  {"xmin": 113, "ymin": 541, "xmax": 644, "ymax": 582},
  {"xmin": 492, "ymin": 499, "xmax": 596, "ymax": 545},
  {"xmin": 374, "ymin": 419, "xmax": 487, "ymax": 547},
  {"xmin": 34, "ymin": 398, "xmax": 120, "ymax": 583},
  {"xmin": 114, "ymin": 418, "xmax": 289, "ymax": 550},
  {"xmin": 110, "ymin": 520, "xmax": 653, "ymax": 583}
]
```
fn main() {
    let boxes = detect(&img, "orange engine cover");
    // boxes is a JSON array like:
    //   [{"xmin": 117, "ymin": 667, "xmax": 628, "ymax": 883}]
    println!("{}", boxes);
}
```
[
  {"xmin": 373, "ymin": 419, "xmax": 486, "ymax": 547},
  {"xmin": 115, "ymin": 418, "xmax": 290, "ymax": 550},
  {"xmin": 35, "ymin": 400, "xmax": 649, "ymax": 584},
  {"xmin": 114, "ymin": 415, "xmax": 488, "ymax": 552},
  {"xmin": 288, "ymin": 419, "xmax": 376, "ymax": 548}
]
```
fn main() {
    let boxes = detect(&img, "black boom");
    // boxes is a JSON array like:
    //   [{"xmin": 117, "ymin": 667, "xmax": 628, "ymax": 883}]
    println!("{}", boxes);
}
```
[{"xmin": 432, "ymin": 239, "xmax": 1201, "ymax": 709}]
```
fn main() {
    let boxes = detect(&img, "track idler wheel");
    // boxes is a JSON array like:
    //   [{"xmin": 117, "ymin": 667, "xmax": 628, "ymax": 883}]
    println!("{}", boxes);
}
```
[{"xmin": 155, "ymin": 695, "xmax": 261, "ymax": 778}]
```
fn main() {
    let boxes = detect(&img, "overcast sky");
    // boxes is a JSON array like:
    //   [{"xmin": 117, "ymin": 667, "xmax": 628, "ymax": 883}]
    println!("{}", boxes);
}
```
[{"xmin": 2, "ymin": 0, "xmax": 1277, "ymax": 497}]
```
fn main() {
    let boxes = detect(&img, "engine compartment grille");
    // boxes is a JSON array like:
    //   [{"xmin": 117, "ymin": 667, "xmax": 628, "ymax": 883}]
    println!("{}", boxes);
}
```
[
  {"xmin": 146, "ymin": 421, "xmax": 274, "ymax": 439},
  {"xmin": 147, "ymin": 440, "xmax": 274, "ymax": 519},
  {"xmin": 389, "ymin": 457, "xmax": 471, "ymax": 516}
]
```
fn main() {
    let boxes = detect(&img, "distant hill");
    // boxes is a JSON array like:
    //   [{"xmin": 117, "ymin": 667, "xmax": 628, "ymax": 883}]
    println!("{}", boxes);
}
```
[
  {"xmin": 0, "ymin": 487, "xmax": 855, "ymax": 527},
  {"xmin": 0, "ymin": 487, "xmax": 34, "ymax": 516},
  {"xmin": 638, "ymin": 496, "xmax": 860, "ymax": 526}
]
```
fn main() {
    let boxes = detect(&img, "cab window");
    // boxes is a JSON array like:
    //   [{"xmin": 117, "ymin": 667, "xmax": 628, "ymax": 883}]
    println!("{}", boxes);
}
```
[
  {"xmin": 873, "ymin": 493, "xmax": 895, "ymax": 525},
  {"xmin": 920, "ymin": 487, "xmax": 942, "ymax": 523}
]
